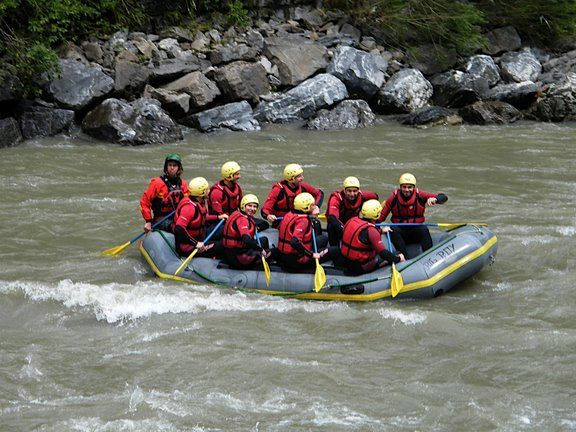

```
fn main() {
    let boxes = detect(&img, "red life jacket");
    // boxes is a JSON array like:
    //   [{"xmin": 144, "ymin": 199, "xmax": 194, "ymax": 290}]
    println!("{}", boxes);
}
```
[
  {"xmin": 152, "ymin": 175, "xmax": 185, "ymax": 219},
  {"xmin": 272, "ymin": 181, "xmax": 302, "ymax": 215},
  {"xmin": 340, "ymin": 217, "xmax": 376, "ymax": 263},
  {"xmin": 327, "ymin": 189, "xmax": 374, "ymax": 224},
  {"xmin": 278, "ymin": 212, "xmax": 312, "ymax": 255},
  {"xmin": 209, "ymin": 180, "xmax": 243, "ymax": 215},
  {"xmin": 390, "ymin": 188, "xmax": 427, "ymax": 223},
  {"xmin": 223, "ymin": 210, "xmax": 255, "ymax": 249},
  {"xmin": 175, "ymin": 197, "xmax": 206, "ymax": 239}
]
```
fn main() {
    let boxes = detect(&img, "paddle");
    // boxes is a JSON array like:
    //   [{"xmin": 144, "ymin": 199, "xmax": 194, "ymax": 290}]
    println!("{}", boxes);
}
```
[
  {"xmin": 174, "ymin": 219, "xmax": 225, "ymax": 276},
  {"xmin": 377, "ymin": 222, "xmax": 487, "ymax": 230},
  {"xmin": 255, "ymin": 230, "xmax": 271, "ymax": 287},
  {"xmin": 102, "ymin": 210, "xmax": 176, "ymax": 256},
  {"xmin": 311, "ymin": 226, "xmax": 326, "ymax": 292},
  {"xmin": 386, "ymin": 231, "xmax": 404, "ymax": 298}
]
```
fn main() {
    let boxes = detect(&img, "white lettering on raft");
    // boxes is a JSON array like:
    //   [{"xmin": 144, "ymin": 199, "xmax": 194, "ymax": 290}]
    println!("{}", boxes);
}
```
[{"xmin": 423, "ymin": 243, "xmax": 456, "ymax": 270}]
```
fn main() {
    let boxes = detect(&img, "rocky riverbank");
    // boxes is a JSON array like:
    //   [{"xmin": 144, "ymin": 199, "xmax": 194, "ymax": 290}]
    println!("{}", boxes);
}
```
[{"xmin": 1, "ymin": 4, "xmax": 576, "ymax": 147}]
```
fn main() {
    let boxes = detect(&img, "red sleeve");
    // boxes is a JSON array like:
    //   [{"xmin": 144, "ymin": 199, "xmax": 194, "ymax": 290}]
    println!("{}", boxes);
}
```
[
  {"xmin": 208, "ymin": 184, "xmax": 225, "ymax": 215},
  {"xmin": 362, "ymin": 190, "xmax": 379, "ymax": 201},
  {"xmin": 292, "ymin": 217, "xmax": 314, "ymax": 254},
  {"xmin": 181, "ymin": 180, "xmax": 190, "ymax": 197},
  {"xmin": 140, "ymin": 178, "xmax": 160, "ymax": 222},
  {"xmin": 301, "ymin": 182, "xmax": 323, "ymax": 204},
  {"xmin": 418, "ymin": 190, "xmax": 438, "ymax": 200},
  {"xmin": 326, "ymin": 192, "xmax": 342, "ymax": 219},
  {"xmin": 175, "ymin": 202, "xmax": 196, "ymax": 229},
  {"xmin": 262, "ymin": 183, "xmax": 282, "ymax": 218},
  {"xmin": 236, "ymin": 215, "xmax": 252, "ymax": 237},
  {"xmin": 367, "ymin": 226, "xmax": 386, "ymax": 253},
  {"xmin": 379, "ymin": 192, "xmax": 396, "ymax": 222}
]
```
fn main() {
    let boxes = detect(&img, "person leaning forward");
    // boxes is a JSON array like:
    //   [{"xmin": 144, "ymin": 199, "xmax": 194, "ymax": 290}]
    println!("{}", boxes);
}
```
[
  {"xmin": 333, "ymin": 200, "xmax": 405, "ymax": 275},
  {"xmin": 261, "ymin": 163, "xmax": 323, "ymax": 227},
  {"xmin": 379, "ymin": 173, "xmax": 448, "ymax": 258},
  {"xmin": 222, "ymin": 194, "xmax": 271, "ymax": 270},
  {"xmin": 271, "ymin": 192, "xmax": 336, "ymax": 272},
  {"xmin": 140, "ymin": 153, "xmax": 189, "ymax": 233},
  {"xmin": 326, "ymin": 176, "xmax": 379, "ymax": 247},
  {"xmin": 174, "ymin": 177, "xmax": 223, "ymax": 259}
]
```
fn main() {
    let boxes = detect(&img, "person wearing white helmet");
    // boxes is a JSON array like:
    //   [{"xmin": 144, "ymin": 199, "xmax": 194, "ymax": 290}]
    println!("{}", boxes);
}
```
[
  {"xmin": 272, "ymin": 192, "xmax": 336, "ymax": 272},
  {"xmin": 261, "ymin": 163, "xmax": 323, "ymax": 227},
  {"xmin": 140, "ymin": 153, "xmax": 189, "ymax": 233},
  {"xmin": 222, "ymin": 194, "xmax": 271, "ymax": 269},
  {"xmin": 326, "ymin": 176, "xmax": 379, "ymax": 247},
  {"xmin": 380, "ymin": 173, "xmax": 448, "ymax": 258},
  {"xmin": 333, "ymin": 200, "xmax": 405, "ymax": 275},
  {"xmin": 174, "ymin": 177, "xmax": 223, "ymax": 258}
]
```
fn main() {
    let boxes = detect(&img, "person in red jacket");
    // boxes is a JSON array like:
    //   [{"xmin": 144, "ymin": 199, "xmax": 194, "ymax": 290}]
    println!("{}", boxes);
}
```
[
  {"xmin": 333, "ymin": 200, "xmax": 405, "ymax": 275},
  {"xmin": 261, "ymin": 163, "xmax": 323, "ymax": 227},
  {"xmin": 209, "ymin": 161, "xmax": 243, "ymax": 220},
  {"xmin": 140, "ymin": 153, "xmax": 189, "ymax": 233},
  {"xmin": 272, "ymin": 192, "xmax": 336, "ymax": 272},
  {"xmin": 380, "ymin": 173, "xmax": 448, "ymax": 258},
  {"xmin": 222, "ymin": 194, "xmax": 271, "ymax": 269},
  {"xmin": 174, "ymin": 177, "xmax": 222, "ymax": 258},
  {"xmin": 326, "ymin": 176, "xmax": 379, "ymax": 247}
]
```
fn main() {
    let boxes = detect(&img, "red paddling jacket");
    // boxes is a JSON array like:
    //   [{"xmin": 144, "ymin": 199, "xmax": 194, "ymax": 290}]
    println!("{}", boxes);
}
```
[
  {"xmin": 223, "ymin": 210, "xmax": 257, "ymax": 249},
  {"xmin": 380, "ymin": 188, "xmax": 438, "ymax": 223},
  {"xmin": 340, "ymin": 216, "xmax": 399, "ymax": 264},
  {"xmin": 261, "ymin": 180, "xmax": 323, "ymax": 219},
  {"xmin": 326, "ymin": 189, "xmax": 379, "ymax": 225},
  {"xmin": 140, "ymin": 175, "xmax": 189, "ymax": 223},
  {"xmin": 277, "ymin": 212, "xmax": 315, "ymax": 263},
  {"xmin": 208, "ymin": 180, "xmax": 243, "ymax": 217}
]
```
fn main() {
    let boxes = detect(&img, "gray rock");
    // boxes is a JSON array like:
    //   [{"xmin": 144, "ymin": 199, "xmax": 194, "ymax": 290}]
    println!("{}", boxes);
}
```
[
  {"xmin": 340, "ymin": 23, "xmax": 362, "ymax": 44},
  {"xmin": 47, "ymin": 59, "xmax": 114, "ymax": 110},
  {"xmin": 431, "ymin": 70, "xmax": 489, "ymax": 108},
  {"xmin": 163, "ymin": 71, "xmax": 221, "ymax": 110},
  {"xmin": 407, "ymin": 44, "xmax": 458, "ymax": 75},
  {"xmin": 184, "ymin": 101, "xmax": 260, "ymax": 132},
  {"xmin": 529, "ymin": 72, "xmax": 576, "ymax": 121},
  {"xmin": 0, "ymin": 72, "xmax": 24, "ymax": 102},
  {"xmin": 487, "ymin": 81, "xmax": 541, "ymax": 109},
  {"xmin": 20, "ymin": 106, "xmax": 75, "ymax": 139},
  {"xmin": 483, "ymin": 26, "xmax": 522, "ymax": 56},
  {"xmin": 306, "ymin": 99, "xmax": 375, "ymax": 130},
  {"xmin": 327, "ymin": 46, "xmax": 387, "ymax": 98},
  {"xmin": 375, "ymin": 68, "xmax": 432, "ymax": 114},
  {"xmin": 0, "ymin": 117, "xmax": 22, "ymax": 147},
  {"xmin": 82, "ymin": 97, "xmax": 183, "ymax": 145},
  {"xmin": 402, "ymin": 106, "xmax": 462, "ymax": 127},
  {"xmin": 254, "ymin": 73, "xmax": 348, "ymax": 123},
  {"xmin": 459, "ymin": 100, "xmax": 523, "ymax": 124},
  {"xmin": 500, "ymin": 49, "xmax": 542, "ymax": 83},
  {"xmin": 114, "ymin": 60, "xmax": 150, "ymax": 96},
  {"xmin": 149, "ymin": 57, "xmax": 206, "ymax": 84},
  {"xmin": 209, "ymin": 44, "xmax": 261, "ymax": 65},
  {"xmin": 214, "ymin": 61, "xmax": 270, "ymax": 104},
  {"xmin": 263, "ymin": 36, "xmax": 328, "ymax": 86},
  {"xmin": 82, "ymin": 41, "xmax": 104, "ymax": 63},
  {"xmin": 144, "ymin": 85, "xmax": 190, "ymax": 117},
  {"xmin": 466, "ymin": 55, "xmax": 500, "ymax": 87}
]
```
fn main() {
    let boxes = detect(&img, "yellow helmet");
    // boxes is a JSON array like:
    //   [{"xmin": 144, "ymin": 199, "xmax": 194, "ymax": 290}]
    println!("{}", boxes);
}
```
[
  {"xmin": 240, "ymin": 194, "xmax": 259, "ymax": 212},
  {"xmin": 361, "ymin": 199, "xmax": 383, "ymax": 221},
  {"xmin": 221, "ymin": 161, "xmax": 241, "ymax": 181},
  {"xmin": 189, "ymin": 177, "xmax": 210, "ymax": 198},
  {"xmin": 294, "ymin": 192, "xmax": 315, "ymax": 213},
  {"xmin": 399, "ymin": 173, "xmax": 416, "ymax": 186},
  {"xmin": 343, "ymin": 176, "xmax": 360, "ymax": 189},
  {"xmin": 283, "ymin": 163, "xmax": 303, "ymax": 181}
]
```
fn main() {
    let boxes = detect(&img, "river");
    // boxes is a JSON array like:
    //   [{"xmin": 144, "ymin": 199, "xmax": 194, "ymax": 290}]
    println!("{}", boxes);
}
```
[{"xmin": 1, "ymin": 120, "xmax": 575, "ymax": 431}]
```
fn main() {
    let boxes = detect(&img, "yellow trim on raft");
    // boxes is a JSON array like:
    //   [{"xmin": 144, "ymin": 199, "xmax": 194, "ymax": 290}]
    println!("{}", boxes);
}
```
[{"xmin": 139, "ymin": 235, "xmax": 497, "ymax": 301}]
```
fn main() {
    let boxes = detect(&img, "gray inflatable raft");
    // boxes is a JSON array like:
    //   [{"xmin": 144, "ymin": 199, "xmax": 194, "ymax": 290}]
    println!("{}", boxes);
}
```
[{"xmin": 139, "ymin": 224, "xmax": 497, "ymax": 301}]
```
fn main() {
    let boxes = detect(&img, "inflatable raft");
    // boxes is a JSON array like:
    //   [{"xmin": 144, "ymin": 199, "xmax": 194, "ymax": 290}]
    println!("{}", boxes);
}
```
[{"xmin": 139, "ymin": 224, "xmax": 497, "ymax": 301}]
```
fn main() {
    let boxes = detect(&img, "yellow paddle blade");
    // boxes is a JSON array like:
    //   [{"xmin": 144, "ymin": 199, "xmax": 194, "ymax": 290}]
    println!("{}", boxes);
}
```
[
  {"xmin": 314, "ymin": 258, "xmax": 326, "ymax": 292},
  {"xmin": 317, "ymin": 213, "xmax": 327, "ymax": 221},
  {"xmin": 437, "ymin": 222, "xmax": 488, "ymax": 230},
  {"xmin": 174, "ymin": 248, "xmax": 199, "ymax": 276},
  {"xmin": 262, "ymin": 257, "xmax": 271, "ymax": 287},
  {"xmin": 390, "ymin": 263, "xmax": 404, "ymax": 298},
  {"xmin": 101, "ymin": 241, "xmax": 130, "ymax": 256}
]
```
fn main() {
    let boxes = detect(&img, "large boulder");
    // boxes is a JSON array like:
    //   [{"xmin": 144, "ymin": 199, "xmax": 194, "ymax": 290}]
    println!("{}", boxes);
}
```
[
  {"xmin": 214, "ymin": 61, "xmax": 270, "ymax": 104},
  {"xmin": 143, "ymin": 85, "xmax": 191, "ymax": 117},
  {"xmin": 263, "ymin": 36, "xmax": 328, "ymax": 86},
  {"xmin": 487, "ymin": 82, "xmax": 541, "ymax": 109},
  {"xmin": 327, "ymin": 46, "xmax": 387, "ymax": 98},
  {"xmin": 162, "ymin": 71, "xmax": 221, "ymax": 110},
  {"xmin": 431, "ymin": 71, "xmax": 489, "ymax": 108},
  {"xmin": 483, "ymin": 26, "xmax": 522, "ymax": 56},
  {"xmin": 20, "ymin": 106, "xmax": 75, "ymax": 139},
  {"xmin": 459, "ymin": 100, "xmax": 522, "ymax": 124},
  {"xmin": 500, "ymin": 49, "xmax": 542, "ymax": 83},
  {"xmin": 306, "ymin": 99, "xmax": 375, "ymax": 130},
  {"xmin": 0, "ymin": 72, "xmax": 24, "ymax": 103},
  {"xmin": 46, "ymin": 59, "xmax": 114, "ymax": 110},
  {"xmin": 402, "ymin": 106, "xmax": 462, "ymax": 127},
  {"xmin": 407, "ymin": 44, "xmax": 458, "ymax": 75},
  {"xmin": 148, "ymin": 56, "xmax": 208, "ymax": 84},
  {"xmin": 375, "ymin": 68, "xmax": 432, "ymax": 114},
  {"xmin": 529, "ymin": 72, "xmax": 576, "ymax": 121},
  {"xmin": 466, "ymin": 55, "xmax": 500, "ymax": 87},
  {"xmin": 82, "ymin": 97, "xmax": 183, "ymax": 145},
  {"xmin": 209, "ymin": 44, "xmax": 261, "ymax": 65},
  {"xmin": 0, "ymin": 117, "xmax": 22, "ymax": 147},
  {"xmin": 114, "ymin": 59, "xmax": 150, "ymax": 97},
  {"xmin": 254, "ymin": 73, "xmax": 348, "ymax": 123},
  {"xmin": 184, "ymin": 100, "xmax": 260, "ymax": 132}
]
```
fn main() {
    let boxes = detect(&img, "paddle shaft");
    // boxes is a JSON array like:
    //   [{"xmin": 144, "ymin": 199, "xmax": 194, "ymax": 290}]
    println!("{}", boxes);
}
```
[{"xmin": 174, "ymin": 219, "xmax": 225, "ymax": 275}]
